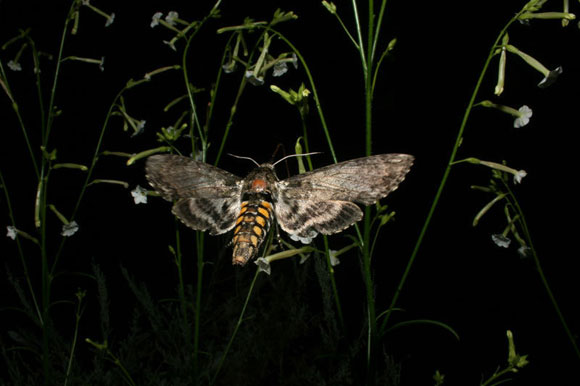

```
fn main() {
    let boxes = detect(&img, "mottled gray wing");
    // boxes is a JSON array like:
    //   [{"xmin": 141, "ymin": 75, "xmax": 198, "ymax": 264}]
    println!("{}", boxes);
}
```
[
  {"xmin": 274, "ymin": 154, "xmax": 413, "ymax": 242},
  {"xmin": 145, "ymin": 154, "xmax": 243, "ymax": 235}
]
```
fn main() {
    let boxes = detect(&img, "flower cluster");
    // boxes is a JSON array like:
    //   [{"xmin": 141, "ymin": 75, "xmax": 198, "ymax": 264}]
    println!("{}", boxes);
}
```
[
  {"xmin": 465, "ymin": 158, "xmax": 531, "ymax": 257},
  {"xmin": 217, "ymin": 10, "xmax": 299, "ymax": 86}
]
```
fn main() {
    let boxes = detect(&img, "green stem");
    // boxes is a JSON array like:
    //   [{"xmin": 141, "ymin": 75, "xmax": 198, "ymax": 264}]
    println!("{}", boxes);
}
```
[
  {"xmin": 64, "ymin": 292, "xmax": 85, "ymax": 386},
  {"xmin": 214, "ymin": 76, "xmax": 247, "ymax": 165},
  {"xmin": 480, "ymin": 367, "xmax": 514, "ymax": 386},
  {"xmin": 323, "ymin": 236, "xmax": 345, "ymax": 329},
  {"xmin": 504, "ymin": 183, "xmax": 580, "ymax": 362},
  {"xmin": 39, "ymin": 169, "xmax": 51, "ymax": 385},
  {"xmin": 0, "ymin": 171, "xmax": 43, "ymax": 322},
  {"xmin": 379, "ymin": 10, "xmax": 523, "ymax": 336},
  {"xmin": 192, "ymin": 232, "xmax": 205, "ymax": 384},
  {"xmin": 211, "ymin": 269, "xmax": 260, "ymax": 385},
  {"xmin": 269, "ymin": 30, "xmax": 337, "ymax": 162},
  {"xmin": 0, "ymin": 61, "xmax": 39, "ymax": 178},
  {"xmin": 43, "ymin": 3, "xmax": 74, "ymax": 145}
]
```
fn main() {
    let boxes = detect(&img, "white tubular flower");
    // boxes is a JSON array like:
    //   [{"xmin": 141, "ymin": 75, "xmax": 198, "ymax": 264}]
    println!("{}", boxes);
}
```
[
  {"xmin": 131, "ymin": 185, "xmax": 148, "ymax": 204},
  {"xmin": 62, "ymin": 221, "xmax": 79, "ymax": 237}
]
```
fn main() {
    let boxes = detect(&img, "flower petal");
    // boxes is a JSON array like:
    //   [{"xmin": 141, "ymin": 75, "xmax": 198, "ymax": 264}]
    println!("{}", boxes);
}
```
[{"xmin": 492, "ymin": 233, "xmax": 511, "ymax": 248}]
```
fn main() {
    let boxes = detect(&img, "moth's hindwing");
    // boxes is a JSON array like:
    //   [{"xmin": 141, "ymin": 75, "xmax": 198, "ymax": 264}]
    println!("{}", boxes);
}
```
[
  {"xmin": 145, "ymin": 154, "xmax": 242, "ymax": 235},
  {"xmin": 274, "ymin": 154, "xmax": 414, "ymax": 243},
  {"xmin": 231, "ymin": 193, "xmax": 274, "ymax": 265}
]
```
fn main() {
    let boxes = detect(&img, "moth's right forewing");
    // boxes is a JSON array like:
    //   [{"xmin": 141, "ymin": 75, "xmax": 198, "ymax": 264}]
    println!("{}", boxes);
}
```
[{"xmin": 145, "ymin": 154, "xmax": 241, "ymax": 200}]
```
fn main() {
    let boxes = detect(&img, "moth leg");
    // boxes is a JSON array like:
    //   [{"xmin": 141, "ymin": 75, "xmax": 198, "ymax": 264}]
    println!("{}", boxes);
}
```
[{"xmin": 272, "ymin": 221, "xmax": 284, "ymax": 251}]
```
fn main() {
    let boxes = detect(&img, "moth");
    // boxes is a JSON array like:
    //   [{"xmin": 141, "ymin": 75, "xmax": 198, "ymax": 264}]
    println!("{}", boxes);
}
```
[{"xmin": 145, "ymin": 153, "xmax": 413, "ymax": 266}]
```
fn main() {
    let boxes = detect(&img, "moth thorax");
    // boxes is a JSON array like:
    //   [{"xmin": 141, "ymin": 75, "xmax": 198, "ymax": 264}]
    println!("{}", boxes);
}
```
[
  {"xmin": 251, "ymin": 178, "xmax": 268, "ymax": 192},
  {"xmin": 232, "ymin": 195, "xmax": 274, "ymax": 266}
]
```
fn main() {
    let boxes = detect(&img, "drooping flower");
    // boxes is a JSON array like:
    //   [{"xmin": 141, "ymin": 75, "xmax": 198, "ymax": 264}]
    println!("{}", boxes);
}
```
[
  {"xmin": 513, "ymin": 170, "xmax": 527, "ymax": 184},
  {"xmin": 245, "ymin": 70, "xmax": 264, "ymax": 86},
  {"xmin": 105, "ymin": 13, "xmax": 115, "ymax": 27},
  {"xmin": 463, "ymin": 157, "xmax": 528, "ymax": 185},
  {"xmin": 505, "ymin": 44, "xmax": 563, "ymax": 88},
  {"xmin": 537, "ymin": 66, "xmax": 563, "ymax": 88},
  {"xmin": 492, "ymin": 233, "xmax": 511, "ymax": 248},
  {"xmin": 517, "ymin": 246, "xmax": 532, "ymax": 258},
  {"xmin": 62, "ymin": 221, "xmax": 79, "ymax": 237},
  {"xmin": 222, "ymin": 60, "xmax": 237, "ymax": 74},
  {"xmin": 291, "ymin": 53, "xmax": 299, "ymax": 70},
  {"xmin": 6, "ymin": 226, "xmax": 17, "ymax": 240},
  {"xmin": 165, "ymin": 11, "xmax": 179, "ymax": 26},
  {"xmin": 151, "ymin": 12, "xmax": 163, "ymax": 28},
  {"xmin": 130, "ymin": 120, "xmax": 146, "ymax": 137},
  {"xmin": 7, "ymin": 60, "xmax": 22, "ymax": 71},
  {"xmin": 513, "ymin": 105, "xmax": 533, "ymax": 128},
  {"xmin": 328, "ymin": 250, "xmax": 340, "ymax": 266},
  {"xmin": 272, "ymin": 61, "xmax": 288, "ymax": 77},
  {"xmin": 255, "ymin": 257, "xmax": 271, "ymax": 275},
  {"xmin": 478, "ymin": 101, "xmax": 533, "ymax": 128}
]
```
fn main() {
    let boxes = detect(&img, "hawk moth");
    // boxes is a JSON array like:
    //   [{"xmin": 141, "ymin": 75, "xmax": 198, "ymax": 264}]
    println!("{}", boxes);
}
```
[{"xmin": 145, "ymin": 153, "xmax": 413, "ymax": 266}]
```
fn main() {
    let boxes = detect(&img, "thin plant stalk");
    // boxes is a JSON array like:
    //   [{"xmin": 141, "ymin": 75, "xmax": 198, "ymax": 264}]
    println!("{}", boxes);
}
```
[
  {"xmin": 64, "ymin": 291, "xmax": 85, "ymax": 386},
  {"xmin": 213, "ymin": 75, "xmax": 248, "ymax": 165},
  {"xmin": 349, "ymin": 0, "xmax": 391, "ymax": 378},
  {"xmin": 0, "ymin": 171, "xmax": 42, "ymax": 322},
  {"xmin": 379, "ymin": 9, "xmax": 525, "ymax": 336},
  {"xmin": 193, "ymin": 231, "xmax": 205, "ymax": 383},
  {"xmin": 503, "ymin": 182, "xmax": 580, "ymax": 361},
  {"xmin": 210, "ymin": 269, "xmax": 260, "ymax": 385},
  {"xmin": 181, "ymin": 3, "xmax": 222, "ymax": 161},
  {"xmin": 0, "ymin": 61, "xmax": 39, "ymax": 177},
  {"xmin": 269, "ymin": 30, "xmax": 337, "ymax": 163},
  {"xmin": 323, "ymin": 236, "xmax": 345, "ymax": 330}
]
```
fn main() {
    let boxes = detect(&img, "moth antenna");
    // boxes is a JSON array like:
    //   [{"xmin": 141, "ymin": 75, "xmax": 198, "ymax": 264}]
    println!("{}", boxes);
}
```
[
  {"xmin": 271, "ymin": 152, "xmax": 322, "ymax": 167},
  {"xmin": 227, "ymin": 153, "xmax": 260, "ymax": 167}
]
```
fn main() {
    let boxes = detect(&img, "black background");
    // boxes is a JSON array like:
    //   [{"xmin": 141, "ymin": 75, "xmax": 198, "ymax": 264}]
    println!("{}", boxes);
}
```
[{"xmin": 1, "ymin": 1, "xmax": 579, "ymax": 385}]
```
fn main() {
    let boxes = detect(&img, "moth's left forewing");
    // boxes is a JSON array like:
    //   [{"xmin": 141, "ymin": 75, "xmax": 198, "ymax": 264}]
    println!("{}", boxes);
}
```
[{"xmin": 276, "ymin": 154, "xmax": 414, "ymax": 204}]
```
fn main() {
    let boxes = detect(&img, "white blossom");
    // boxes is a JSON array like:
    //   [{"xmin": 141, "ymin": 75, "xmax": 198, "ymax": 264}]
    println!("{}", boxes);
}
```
[
  {"xmin": 62, "ymin": 221, "xmax": 79, "ymax": 237},
  {"xmin": 6, "ymin": 226, "xmax": 17, "ymax": 240},
  {"xmin": 245, "ymin": 70, "xmax": 264, "ymax": 86},
  {"xmin": 538, "ymin": 66, "xmax": 563, "ymax": 88},
  {"xmin": 514, "ymin": 105, "xmax": 532, "ymax": 128},
  {"xmin": 7, "ymin": 60, "xmax": 22, "ymax": 71},
  {"xmin": 272, "ymin": 61, "xmax": 288, "ymax": 77},
  {"xmin": 492, "ymin": 234, "xmax": 511, "ymax": 248},
  {"xmin": 518, "ymin": 246, "xmax": 532, "ymax": 258},
  {"xmin": 151, "ymin": 12, "xmax": 163, "ymax": 28},
  {"xmin": 255, "ymin": 257, "xmax": 271, "ymax": 275},
  {"xmin": 131, "ymin": 185, "xmax": 148, "ymax": 204},
  {"xmin": 513, "ymin": 170, "xmax": 527, "ymax": 184},
  {"xmin": 105, "ymin": 13, "xmax": 115, "ymax": 27},
  {"xmin": 328, "ymin": 250, "xmax": 340, "ymax": 266},
  {"xmin": 289, "ymin": 233, "xmax": 313, "ymax": 244},
  {"xmin": 165, "ymin": 11, "xmax": 179, "ymax": 26},
  {"xmin": 291, "ymin": 53, "xmax": 298, "ymax": 69}
]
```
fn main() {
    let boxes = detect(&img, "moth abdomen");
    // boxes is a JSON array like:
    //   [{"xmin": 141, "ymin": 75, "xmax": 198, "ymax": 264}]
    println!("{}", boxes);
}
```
[{"xmin": 232, "ymin": 195, "xmax": 274, "ymax": 265}]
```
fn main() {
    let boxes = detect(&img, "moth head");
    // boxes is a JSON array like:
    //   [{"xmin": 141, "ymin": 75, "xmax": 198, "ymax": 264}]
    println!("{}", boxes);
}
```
[{"xmin": 243, "ymin": 164, "xmax": 279, "ymax": 193}]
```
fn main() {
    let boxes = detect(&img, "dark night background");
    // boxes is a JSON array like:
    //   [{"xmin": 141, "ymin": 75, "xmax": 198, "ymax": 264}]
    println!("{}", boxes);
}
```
[{"xmin": 1, "ymin": 1, "xmax": 579, "ymax": 385}]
